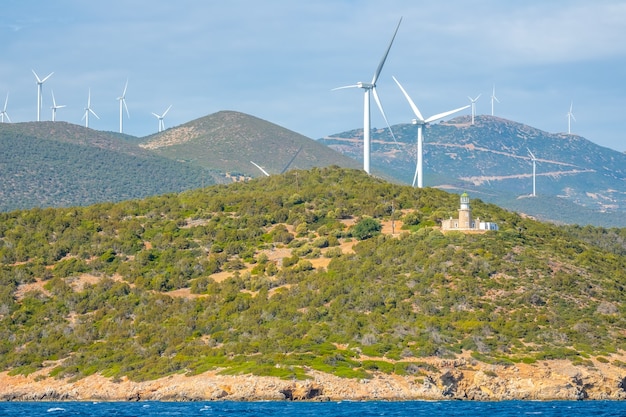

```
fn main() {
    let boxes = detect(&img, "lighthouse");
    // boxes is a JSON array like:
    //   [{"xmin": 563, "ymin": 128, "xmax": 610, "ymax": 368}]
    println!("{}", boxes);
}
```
[{"xmin": 458, "ymin": 192, "xmax": 472, "ymax": 229}]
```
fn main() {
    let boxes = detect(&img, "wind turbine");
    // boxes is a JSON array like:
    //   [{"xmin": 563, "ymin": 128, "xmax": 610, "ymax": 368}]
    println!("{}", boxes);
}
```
[
  {"xmin": 50, "ymin": 90, "xmax": 65, "ymax": 122},
  {"xmin": 566, "ymin": 101, "xmax": 576, "ymax": 134},
  {"xmin": 333, "ymin": 17, "xmax": 402, "ymax": 174},
  {"xmin": 468, "ymin": 94, "xmax": 481, "ymax": 125},
  {"xmin": 82, "ymin": 89, "xmax": 99, "ymax": 128},
  {"xmin": 527, "ymin": 148, "xmax": 537, "ymax": 197},
  {"xmin": 490, "ymin": 85, "xmax": 499, "ymax": 116},
  {"xmin": 117, "ymin": 80, "xmax": 130, "ymax": 133},
  {"xmin": 32, "ymin": 69, "xmax": 53, "ymax": 121},
  {"xmin": 152, "ymin": 105, "xmax": 172, "ymax": 133},
  {"xmin": 393, "ymin": 76, "xmax": 470, "ymax": 188},
  {"xmin": 0, "ymin": 93, "xmax": 10, "ymax": 123}
]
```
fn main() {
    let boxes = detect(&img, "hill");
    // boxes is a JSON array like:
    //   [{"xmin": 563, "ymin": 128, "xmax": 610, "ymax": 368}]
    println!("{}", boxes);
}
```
[
  {"xmin": 1, "ymin": 167, "xmax": 625, "ymax": 400},
  {"xmin": 139, "ymin": 110, "xmax": 362, "ymax": 176},
  {"xmin": 318, "ymin": 115, "xmax": 626, "ymax": 227},
  {"xmin": 0, "ymin": 122, "xmax": 219, "ymax": 212}
]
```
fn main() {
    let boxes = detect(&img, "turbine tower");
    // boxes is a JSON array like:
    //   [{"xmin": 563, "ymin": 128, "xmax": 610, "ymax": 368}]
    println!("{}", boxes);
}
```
[
  {"xmin": 117, "ymin": 80, "xmax": 130, "ymax": 133},
  {"xmin": 82, "ymin": 89, "xmax": 100, "ymax": 128},
  {"xmin": 527, "ymin": 148, "xmax": 537, "ymax": 197},
  {"xmin": 152, "ymin": 105, "xmax": 172, "ymax": 132},
  {"xmin": 468, "ymin": 94, "xmax": 481, "ymax": 125},
  {"xmin": 0, "ymin": 93, "xmax": 10, "ymax": 123},
  {"xmin": 333, "ymin": 17, "xmax": 402, "ymax": 174},
  {"xmin": 32, "ymin": 69, "xmax": 53, "ymax": 122},
  {"xmin": 566, "ymin": 101, "xmax": 576, "ymax": 134},
  {"xmin": 393, "ymin": 76, "xmax": 469, "ymax": 188},
  {"xmin": 50, "ymin": 90, "xmax": 65, "ymax": 122},
  {"xmin": 490, "ymin": 84, "xmax": 499, "ymax": 116}
]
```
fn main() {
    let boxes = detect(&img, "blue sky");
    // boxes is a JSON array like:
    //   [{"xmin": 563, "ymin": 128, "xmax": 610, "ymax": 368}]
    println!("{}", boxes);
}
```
[{"xmin": 1, "ymin": 1, "xmax": 625, "ymax": 151}]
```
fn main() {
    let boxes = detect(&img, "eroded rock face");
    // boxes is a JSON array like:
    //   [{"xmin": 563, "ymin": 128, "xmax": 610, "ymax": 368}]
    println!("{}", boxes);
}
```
[
  {"xmin": 280, "ymin": 382, "xmax": 324, "ymax": 400},
  {"xmin": 1, "ymin": 359, "xmax": 625, "ymax": 402}
]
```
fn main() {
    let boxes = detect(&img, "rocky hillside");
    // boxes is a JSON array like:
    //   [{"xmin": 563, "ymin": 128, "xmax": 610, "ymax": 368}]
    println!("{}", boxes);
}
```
[
  {"xmin": 319, "ymin": 115, "xmax": 626, "ymax": 226},
  {"xmin": 139, "ymin": 110, "xmax": 363, "ymax": 176}
]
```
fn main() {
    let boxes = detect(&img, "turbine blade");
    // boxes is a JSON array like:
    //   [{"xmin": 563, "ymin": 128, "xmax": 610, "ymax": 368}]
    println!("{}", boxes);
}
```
[
  {"xmin": 281, "ymin": 145, "xmax": 303, "ymax": 174},
  {"xmin": 424, "ymin": 105, "xmax": 470, "ymax": 124},
  {"xmin": 372, "ymin": 86, "xmax": 400, "ymax": 146},
  {"xmin": 152, "ymin": 112, "xmax": 160, "ymax": 118},
  {"xmin": 41, "ymin": 72, "xmax": 54, "ymax": 83},
  {"xmin": 411, "ymin": 162, "xmax": 419, "ymax": 188},
  {"xmin": 392, "ymin": 76, "xmax": 424, "ymax": 121},
  {"xmin": 371, "ymin": 17, "xmax": 402, "ymax": 85},
  {"xmin": 250, "ymin": 161, "xmax": 270, "ymax": 177},
  {"xmin": 163, "ymin": 105, "xmax": 172, "ymax": 116},
  {"xmin": 331, "ymin": 84, "xmax": 359, "ymax": 91},
  {"xmin": 90, "ymin": 108, "xmax": 100, "ymax": 119},
  {"xmin": 51, "ymin": 90, "xmax": 57, "ymax": 107},
  {"xmin": 123, "ymin": 98, "xmax": 130, "ymax": 118},
  {"xmin": 32, "ymin": 69, "xmax": 42, "ymax": 83},
  {"xmin": 4, "ymin": 113, "xmax": 10, "ymax": 123},
  {"xmin": 122, "ymin": 79, "xmax": 128, "ymax": 97},
  {"xmin": 527, "ymin": 148, "xmax": 536, "ymax": 160}
]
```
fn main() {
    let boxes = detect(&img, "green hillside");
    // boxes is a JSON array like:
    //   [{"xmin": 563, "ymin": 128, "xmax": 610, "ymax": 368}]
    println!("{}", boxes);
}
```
[
  {"xmin": 1, "ymin": 167, "xmax": 625, "ymax": 382},
  {"xmin": 0, "ymin": 122, "xmax": 219, "ymax": 211}
]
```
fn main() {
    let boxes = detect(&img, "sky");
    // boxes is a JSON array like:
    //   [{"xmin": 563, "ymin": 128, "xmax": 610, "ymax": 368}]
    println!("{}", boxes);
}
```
[{"xmin": 1, "ymin": 1, "xmax": 625, "ymax": 151}]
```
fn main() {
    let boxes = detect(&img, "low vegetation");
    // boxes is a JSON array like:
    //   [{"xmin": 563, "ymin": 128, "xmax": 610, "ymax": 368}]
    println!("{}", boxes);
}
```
[{"xmin": 0, "ymin": 167, "xmax": 625, "ymax": 382}]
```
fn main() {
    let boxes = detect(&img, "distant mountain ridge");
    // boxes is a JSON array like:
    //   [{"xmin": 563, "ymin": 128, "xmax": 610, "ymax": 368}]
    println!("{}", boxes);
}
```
[
  {"xmin": 0, "ymin": 113, "xmax": 361, "ymax": 211},
  {"xmin": 318, "ymin": 115, "xmax": 626, "ymax": 226},
  {"xmin": 0, "ymin": 122, "xmax": 218, "ymax": 211},
  {"xmin": 138, "ymin": 110, "xmax": 362, "ymax": 175}
]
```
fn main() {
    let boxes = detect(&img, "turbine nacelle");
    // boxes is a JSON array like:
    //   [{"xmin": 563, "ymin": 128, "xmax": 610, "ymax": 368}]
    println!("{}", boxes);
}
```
[{"xmin": 357, "ymin": 82, "xmax": 374, "ymax": 90}]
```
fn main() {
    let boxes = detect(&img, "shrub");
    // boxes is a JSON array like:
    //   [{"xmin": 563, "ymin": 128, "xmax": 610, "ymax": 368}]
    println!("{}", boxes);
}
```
[{"xmin": 352, "ymin": 218, "xmax": 382, "ymax": 240}]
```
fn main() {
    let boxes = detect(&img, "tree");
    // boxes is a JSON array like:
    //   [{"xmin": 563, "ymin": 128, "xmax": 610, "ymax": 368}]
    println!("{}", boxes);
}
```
[{"xmin": 352, "ymin": 218, "xmax": 382, "ymax": 240}]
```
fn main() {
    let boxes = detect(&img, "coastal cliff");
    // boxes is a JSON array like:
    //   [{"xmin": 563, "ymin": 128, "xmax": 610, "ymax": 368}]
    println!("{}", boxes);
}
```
[{"xmin": 2, "ymin": 357, "xmax": 625, "ymax": 402}]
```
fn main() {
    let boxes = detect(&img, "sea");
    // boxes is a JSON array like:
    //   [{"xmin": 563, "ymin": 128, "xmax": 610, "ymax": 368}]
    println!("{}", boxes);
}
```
[{"xmin": 0, "ymin": 401, "xmax": 625, "ymax": 417}]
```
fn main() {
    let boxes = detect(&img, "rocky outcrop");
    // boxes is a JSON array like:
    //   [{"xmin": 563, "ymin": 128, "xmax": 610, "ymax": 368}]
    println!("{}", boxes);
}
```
[{"xmin": 1, "ymin": 358, "xmax": 626, "ymax": 401}]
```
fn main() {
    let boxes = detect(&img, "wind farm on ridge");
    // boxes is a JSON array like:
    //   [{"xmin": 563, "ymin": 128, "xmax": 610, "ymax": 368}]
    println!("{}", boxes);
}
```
[{"xmin": 0, "ymin": 14, "xmax": 602, "ymax": 207}]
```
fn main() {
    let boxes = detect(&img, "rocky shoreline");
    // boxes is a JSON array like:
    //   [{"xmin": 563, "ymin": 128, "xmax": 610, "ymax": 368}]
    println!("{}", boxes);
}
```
[{"xmin": 1, "ymin": 357, "xmax": 626, "ymax": 402}]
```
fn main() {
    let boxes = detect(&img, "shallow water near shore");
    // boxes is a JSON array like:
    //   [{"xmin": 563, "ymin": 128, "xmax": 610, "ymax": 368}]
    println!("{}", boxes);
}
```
[{"xmin": 1, "ymin": 400, "xmax": 626, "ymax": 416}]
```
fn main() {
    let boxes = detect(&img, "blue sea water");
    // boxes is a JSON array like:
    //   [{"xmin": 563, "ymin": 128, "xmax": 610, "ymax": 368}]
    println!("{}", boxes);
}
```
[{"xmin": 0, "ymin": 401, "xmax": 625, "ymax": 417}]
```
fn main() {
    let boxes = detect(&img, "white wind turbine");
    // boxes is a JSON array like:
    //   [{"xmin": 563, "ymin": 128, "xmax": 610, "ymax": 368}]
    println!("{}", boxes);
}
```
[
  {"xmin": 566, "ymin": 101, "xmax": 576, "ymax": 134},
  {"xmin": 333, "ymin": 17, "xmax": 402, "ymax": 174},
  {"xmin": 117, "ymin": 80, "xmax": 130, "ymax": 133},
  {"xmin": 490, "ymin": 85, "xmax": 499, "ymax": 116},
  {"xmin": 32, "ymin": 69, "xmax": 53, "ymax": 121},
  {"xmin": 393, "ymin": 76, "xmax": 470, "ymax": 188},
  {"xmin": 527, "ymin": 148, "xmax": 537, "ymax": 197},
  {"xmin": 152, "ymin": 105, "xmax": 172, "ymax": 133},
  {"xmin": 50, "ymin": 90, "xmax": 65, "ymax": 122},
  {"xmin": 468, "ymin": 94, "xmax": 481, "ymax": 125},
  {"xmin": 0, "ymin": 93, "xmax": 10, "ymax": 123},
  {"xmin": 82, "ymin": 89, "xmax": 100, "ymax": 128}
]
